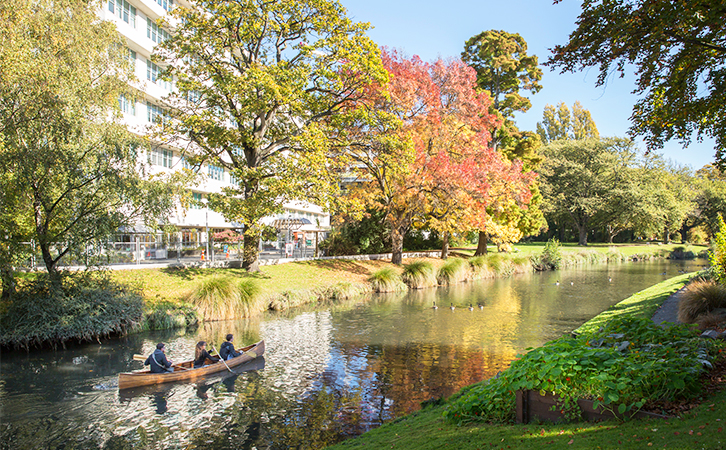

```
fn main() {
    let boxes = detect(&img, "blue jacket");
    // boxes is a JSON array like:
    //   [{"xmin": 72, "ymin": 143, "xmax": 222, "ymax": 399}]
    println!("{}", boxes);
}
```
[{"xmin": 145, "ymin": 349, "xmax": 172, "ymax": 373}]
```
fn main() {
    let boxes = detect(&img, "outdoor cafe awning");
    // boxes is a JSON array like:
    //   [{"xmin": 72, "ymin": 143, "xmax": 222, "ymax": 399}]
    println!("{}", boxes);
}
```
[{"xmin": 270, "ymin": 218, "xmax": 312, "ymax": 230}]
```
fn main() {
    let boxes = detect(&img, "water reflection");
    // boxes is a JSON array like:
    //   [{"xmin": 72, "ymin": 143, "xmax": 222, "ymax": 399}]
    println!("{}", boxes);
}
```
[{"xmin": 0, "ymin": 259, "xmax": 703, "ymax": 449}]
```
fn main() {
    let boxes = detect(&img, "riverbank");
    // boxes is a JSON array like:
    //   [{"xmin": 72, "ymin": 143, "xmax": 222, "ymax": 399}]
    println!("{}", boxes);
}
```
[
  {"xmin": 326, "ymin": 273, "xmax": 726, "ymax": 450},
  {"xmin": 0, "ymin": 243, "xmax": 706, "ymax": 349},
  {"xmin": 121, "ymin": 242, "xmax": 701, "ymax": 305}
]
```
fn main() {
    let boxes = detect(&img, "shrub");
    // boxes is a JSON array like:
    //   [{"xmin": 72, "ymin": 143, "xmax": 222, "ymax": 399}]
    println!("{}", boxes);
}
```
[
  {"xmin": 369, "ymin": 267, "xmax": 407, "ymax": 293},
  {"xmin": 187, "ymin": 276, "xmax": 263, "ymax": 321},
  {"xmin": 532, "ymin": 238, "xmax": 562, "ymax": 271},
  {"xmin": 437, "ymin": 258, "xmax": 469, "ymax": 285},
  {"xmin": 139, "ymin": 302, "xmax": 198, "ymax": 331},
  {"xmin": 0, "ymin": 272, "xmax": 144, "ymax": 349},
  {"xmin": 710, "ymin": 215, "xmax": 726, "ymax": 284},
  {"xmin": 677, "ymin": 279, "xmax": 726, "ymax": 323},
  {"xmin": 402, "ymin": 260, "xmax": 437, "ymax": 289},
  {"xmin": 444, "ymin": 317, "xmax": 722, "ymax": 424}
]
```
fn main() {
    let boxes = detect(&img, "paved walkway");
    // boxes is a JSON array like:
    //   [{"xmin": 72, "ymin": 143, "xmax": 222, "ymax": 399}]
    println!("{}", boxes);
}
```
[{"xmin": 651, "ymin": 287, "xmax": 684, "ymax": 325}]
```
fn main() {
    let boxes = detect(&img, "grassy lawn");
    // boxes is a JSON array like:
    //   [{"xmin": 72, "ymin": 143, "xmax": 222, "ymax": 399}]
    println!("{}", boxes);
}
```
[
  {"xmin": 110, "ymin": 258, "xmax": 426, "ymax": 306},
  {"xmin": 454, "ymin": 242, "xmax": 707, "ymax": 258},
  {"xmin": 326, "ymin": 273, "xmax": 726, "ymax": 450},
  {"xmin": 107, "ymin": 243, "xmax": 709, "ymax": 308},
  {"xmin": 329, "ymin": 391, "xmax": 725, "ymax": 450}
]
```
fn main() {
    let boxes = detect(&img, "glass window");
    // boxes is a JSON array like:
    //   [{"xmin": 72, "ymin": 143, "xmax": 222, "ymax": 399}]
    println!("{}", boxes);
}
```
[
  {"xmin": 149, "ymin": 148, "xmax": 173, "ymax": 168},
  {"xmin": 146, "ymin": 59, "xmax": 171, "ymax": 90},
  {"xmin": 147, "ymin": 102, "xmax": 168, "ymax": 124},
  {"xmin": 118, "ymin": 94, "xmax": 135, "ymax": 115},
  {"xmin": 154, "ymin": 0, "xmax": 173, "ymax": 12},
  {"xmin": 108, "ymin": 0, "xmax": 136, "ymax": 27},
  {"xmin": 147, "ymin": 18, "xmax": 171, "ymax": 44},
  {"xmin": 208, "ymin": 164, "xmax": 224, "ymax": 181},
  {"xmin": 191, "ymin": 192, "xmax": 203, "ymax": 209}
]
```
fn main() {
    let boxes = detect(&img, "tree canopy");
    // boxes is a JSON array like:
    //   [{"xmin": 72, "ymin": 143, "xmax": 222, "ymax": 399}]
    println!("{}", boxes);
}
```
[
  {"xmin": 548, "ymin": 0, "xmax": 726, "ymax": 168},
  {"xmin": 0, "ymin": 0, "xmax": 183, "ymax": 286},
  {"xmin": 462, "ymin": 30, "xmax": 542, "ymax": 151},
  {"xmin": 155, "ymin": 0, "xmax": 387, "ymax": 271},
  {"xmin": 536, "ymin": 101, "xmax": 599, "ymax": 144}
]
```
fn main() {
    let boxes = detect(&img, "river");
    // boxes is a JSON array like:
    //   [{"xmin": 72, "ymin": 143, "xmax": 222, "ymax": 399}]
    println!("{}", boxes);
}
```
[{"xmin": 0, "ymin": 258, "xmax": 703, "ymax": 449}]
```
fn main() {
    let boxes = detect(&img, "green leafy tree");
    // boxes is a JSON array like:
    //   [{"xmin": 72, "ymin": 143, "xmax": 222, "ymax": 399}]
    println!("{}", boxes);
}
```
[
  {"xmin": 536, "ymin": 101, "xmax": 599, "ymax": 144},
  {"xmin": 462, "ymin": 30, "xmax": 543, "ymax": 150},
  {"xmin": 540, "ymin": 138, "xmax": 632, "ymax": 245},
  {"xmin": 154, "ymin": 0, "xmax": 387, "ymax": 271},
  {"xmin": 548, "ymin": 0, "xmax": 726, "ymax": 168},
  {"xmin": 683, "ymin": 165, "xmax": 726, "ymax": 239},
  {"xmin": 0, "ymin": 0, "xmax": 184, "ymax": 284}
]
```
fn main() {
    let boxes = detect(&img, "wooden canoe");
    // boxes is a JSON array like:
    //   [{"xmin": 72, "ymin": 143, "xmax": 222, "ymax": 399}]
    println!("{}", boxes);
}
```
[{"xmin": 118, "ymin": 340, "xmax": 265, "ymax": 390}]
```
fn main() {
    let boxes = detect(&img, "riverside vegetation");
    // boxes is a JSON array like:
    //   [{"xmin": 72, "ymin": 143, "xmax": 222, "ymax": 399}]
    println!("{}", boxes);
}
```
[
  {"xmin": 0, "ymin": 242, "xmax": 708, "ymax": 349},
  {"xmin": 327, "ymin": 273, "xmax": 726, "ymax": 450}
]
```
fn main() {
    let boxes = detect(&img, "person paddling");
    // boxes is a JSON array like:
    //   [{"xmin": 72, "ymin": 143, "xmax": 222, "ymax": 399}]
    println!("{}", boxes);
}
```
[
  {"xmin": 193, "ymin": 341, "xmax": 220, "ymax": 368},
  {"xmin": 145, "ymin": 342, "xmax": 173, "ymax": 373},
  {"xmin": 219, "ymin": 334, "xmax": 241, "ymax": 360}
]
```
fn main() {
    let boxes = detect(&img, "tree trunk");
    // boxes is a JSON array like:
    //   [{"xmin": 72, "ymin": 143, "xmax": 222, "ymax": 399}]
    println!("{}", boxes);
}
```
[
  {"xmin": 1, "ymin": 266, "xmax": 15, "ymax": 300},
  {"xmin": 391, "ymin": 226, "xmax": 404, "ymax": 265},
  {"xmin": 441, "ymin": 231, "xmax": 450, "ymax": 260},
  {"xmin": 242, "ymin": 229, "xmax": 260, "ymax": 272},
  {"xmin": 577, "ymin": 225, "xmax": 588, "ymax": 246},
  {"xmin": 474, "ymin": 230, "xmax": 488, "ymax": 256}
]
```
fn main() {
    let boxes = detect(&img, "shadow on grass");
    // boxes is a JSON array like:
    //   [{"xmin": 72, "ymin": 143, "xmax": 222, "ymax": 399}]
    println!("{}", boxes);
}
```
[
  {"xmin": 159, "ymin": 267, "xmax": 270, "ymax": 280},
  {"xmin": 304, "ymin": 259, "xmax": 378, "ymax": 275}
]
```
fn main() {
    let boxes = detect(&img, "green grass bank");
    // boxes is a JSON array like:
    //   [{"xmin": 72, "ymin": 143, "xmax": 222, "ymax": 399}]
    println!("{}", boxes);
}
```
[
  {"xmin": 0, "ymin": 243, "xmax": 707, "ymax": 348},
  {"xmin": 325, "ymin": 273, "xmax": 726, "ymax": 450}
]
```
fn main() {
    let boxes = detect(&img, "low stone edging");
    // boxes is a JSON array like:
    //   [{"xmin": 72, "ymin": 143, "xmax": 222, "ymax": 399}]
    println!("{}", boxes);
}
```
[{"xmin": 165, "ymin": 251, "xmax": 443, "ymax": 269}]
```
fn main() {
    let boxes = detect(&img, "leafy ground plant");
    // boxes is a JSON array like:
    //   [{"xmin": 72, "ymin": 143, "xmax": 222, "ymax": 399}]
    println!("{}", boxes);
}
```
[
  {"xmin": 0, "ymin": 272, "xmax": 144, "ymax": 349},
  {"xmin": 444, "ymin": 316, "xmax": 724, "ymax": 424}
]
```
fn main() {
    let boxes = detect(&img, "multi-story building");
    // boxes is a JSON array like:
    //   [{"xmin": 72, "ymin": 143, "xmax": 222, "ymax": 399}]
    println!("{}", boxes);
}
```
[{"xmin": 100, "ymin": 0, "xmax": 330, "ymax": 260}]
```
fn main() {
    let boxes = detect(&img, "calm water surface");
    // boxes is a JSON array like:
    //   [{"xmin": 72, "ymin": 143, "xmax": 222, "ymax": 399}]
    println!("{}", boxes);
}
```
[{"xmin": 0, "ymin": 259, "xmax": 702, "ymax": 449}]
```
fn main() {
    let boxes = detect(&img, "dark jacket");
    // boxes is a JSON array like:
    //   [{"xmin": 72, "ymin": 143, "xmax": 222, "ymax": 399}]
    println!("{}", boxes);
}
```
[
  {"xmin": 193, "ymin": 349, "xmax": 220, "ymax": 368},
  {"xmin": 219, "ymin": 341, "xmax": 241, "ymax": 360},
  {"xmin": 145, "ymin": 349, "xmax": 172, "ymax": 373}
]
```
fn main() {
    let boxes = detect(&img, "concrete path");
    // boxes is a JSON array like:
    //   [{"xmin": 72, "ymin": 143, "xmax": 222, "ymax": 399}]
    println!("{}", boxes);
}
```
[{"xmin": 651, "ymin": 287, "xmax": 684, "ymax": 326}]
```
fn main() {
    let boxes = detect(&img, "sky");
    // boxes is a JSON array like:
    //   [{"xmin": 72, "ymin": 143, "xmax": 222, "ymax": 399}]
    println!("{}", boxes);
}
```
[{"xmin": 340, "ymin": 0, "xmax": 717, "ymax": 170}]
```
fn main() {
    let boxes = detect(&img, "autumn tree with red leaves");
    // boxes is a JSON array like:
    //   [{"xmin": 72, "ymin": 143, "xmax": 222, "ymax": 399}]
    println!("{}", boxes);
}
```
[{"xmin": 335, "ymin": 49, "xmax": 535, "ymax": 263}]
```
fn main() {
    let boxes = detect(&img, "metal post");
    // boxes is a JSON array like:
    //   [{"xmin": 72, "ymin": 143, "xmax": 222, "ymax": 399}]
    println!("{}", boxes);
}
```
[{"xmin": 205, "ymin": 206, "xmax": 209, "ymax": 265}]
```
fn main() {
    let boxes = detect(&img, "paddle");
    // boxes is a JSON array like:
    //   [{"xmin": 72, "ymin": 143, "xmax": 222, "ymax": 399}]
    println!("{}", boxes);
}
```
[
  {"xmin": 132, "ymin": 353, "xmax": 187, "ymax": 370},
  {"xmin": 209, "ymin": 344, "xmax": 234, "ymax": 374}
]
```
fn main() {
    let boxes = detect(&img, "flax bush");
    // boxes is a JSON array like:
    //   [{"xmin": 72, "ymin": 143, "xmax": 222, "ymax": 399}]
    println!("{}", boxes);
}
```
[{"xmin": 0, "ymin": 272, "xmax": 144, "ymax": 349}]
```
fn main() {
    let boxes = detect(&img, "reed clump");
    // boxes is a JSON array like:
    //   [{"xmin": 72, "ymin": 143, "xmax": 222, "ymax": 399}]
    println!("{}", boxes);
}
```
[
  {"xmin": 369, "ymin": 267, "xmax": 407, "ymax": 293},
  {"xmin": 677, "ymin": 279, "xmax": 726, "ymax": 324},
  {"xmin": 468, "ymin": 256, "xmax": 491, "ymax": 280},
  {"xmin": 437, "ymin": 258, "xmax": 469, "ymax": 285},
  {"xmin": 187, "ymin": 276, "xmax": 263, "ymax": 321},
  {"xmin": 402, "ymin": 260, "xmax": 438, "ymax": 289}
]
